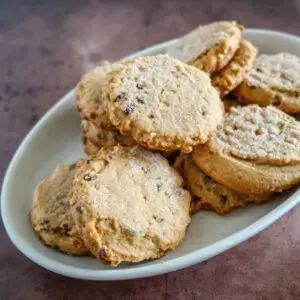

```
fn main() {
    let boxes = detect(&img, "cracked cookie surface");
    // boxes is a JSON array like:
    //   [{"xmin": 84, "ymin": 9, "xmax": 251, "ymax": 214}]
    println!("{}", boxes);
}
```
[
  {"xmin": 69, "ymin": 145, "xmax": 191, "ymax": 266},
  {"xmin": 30, "ymin": 164, "xmax": 88, "ymax": 255}
]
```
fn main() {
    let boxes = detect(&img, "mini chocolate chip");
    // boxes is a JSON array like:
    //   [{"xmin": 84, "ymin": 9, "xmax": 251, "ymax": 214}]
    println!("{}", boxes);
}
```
[
  {"xmin": 76, "ymin": 205, "xmax": 84, "ymax": 214},
  {"xmin": 63, "ymin": 224, "xmax": 70, "ymax": 231},
  {"xmin": 136, "ymin": 83, "xmax": 144, "ymax": 89},
  {"xmin": 156, "ymin": 182, "xmax": 163, "ymax": 191},
  {"xmin": 114, "ymin": 92, "xmax": 126, "ymax": 103},
  {"xmin": 202, "ymin": 111, "xmax": 207, "ymax": 116},
  {"xmin": 256, "ymin": 67, "xmax": 262, "ymax": 73},
  {"xmin": 141, "ymin": 166, "xmax": 149, "ymax": 173},
  {"xmin": 83, "ymin": 136, "xmax": 88, "ymax": 145},
  {"xmin": 136, "ymin": 96, "xmax": 145, "ymax": 104},
  {"xmin": 84, "ymin": 175, "xmax": 92, "ymax": 181},
  {"xmin": 86, "ymin": 159, "xmax": 90, "ymax": 164},
  {"xmin": 123, "ymin": 104, "xmax": 135, "ymax": 115},
  {"xmin": 249, "ymin": 85, "xmax": 256, "ymax": 89},
  {"xmin": 99, "ymin": 249, "xmax": 110, "ymax": 262},
  {"xmin": 220, "ymin": 194, "xmax": 227, "ymax": 204},
  {"xmin": 148, "ymin": 114, "xmax": 154, "ymax": 119},
  {"xmin": 90, "ymin": 112, "xmax": 97, "ymax": 120}
]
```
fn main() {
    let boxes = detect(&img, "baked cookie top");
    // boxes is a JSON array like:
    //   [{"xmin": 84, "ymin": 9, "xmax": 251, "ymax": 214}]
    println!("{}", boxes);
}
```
[
  {"xmin": 178, "ymin": 155, "xmax": 271, "ymax": 215},
  {"xmin": 212, "ymin": 39, "xmax": 257, "ymax": 96},
  {"xmin": 234, "ymin": 53, "xmax": 300, "ymax": 113},
  {"xmin": 166, "ymin": 21, "xmax": 243, "ymax": 74},
  {"xmin": 30, "ymin": 164, "xmax": 88, "ymax": 255},
  {"xmin": 69, "ymin": 145, "xmax": 191, "ymax": 266},
  {"xmin": 76, "ymin": 61, "xmax": 115, "ymax": 129},
  {"xmin": 103, "ymin": 54, "xmax": 224, "ymax": 153},
  {"xmin": 211, "ymin": 105, "xmax": 300, "ymax": 165}
]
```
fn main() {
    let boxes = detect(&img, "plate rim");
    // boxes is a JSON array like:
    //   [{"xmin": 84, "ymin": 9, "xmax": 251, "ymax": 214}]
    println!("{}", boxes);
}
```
[{"xmin": 1, "ymin": 28, "xmax": 300, "ymax": 281}]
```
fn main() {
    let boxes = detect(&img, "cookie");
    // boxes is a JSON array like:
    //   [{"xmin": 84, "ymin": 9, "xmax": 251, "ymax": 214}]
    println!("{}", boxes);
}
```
[
  {"xmin": 192, "ymin": 105, "xmax": 300, "ymax": 194},
  {"xmin": 212, "ymin": 39, "xmax": 258, "ymax": 97},
  {"xmin": 103, "ymin": 54, "xmax": 224, "ymax": 153},
  {"xmin": 166, "ymin": 21, "xmax": 243, "ymax": 74},
  {"xmin": 178, "ymin": 155, "xmax": 271, "ymax": 215},
  {"xmin": 30, "ymin": 164, "xmax": 88, "ymax": 255},
  {"xmin": 234, "ymin": 53, "xmax": 300, "ymax": 114},
  {"xmin": 83, "ymin": 136, "xmax": 101, "ymax": 157},
  {"xmin": 69, "ymin": 145, "xmax": 191, "ymax": 266},
  {"xmin": 76, "ymin": 61, "xmax": 116, "ymax": 129},
  {"xmin": 81, "ymin": 119, "xmax": 135, "ymax": 150}
]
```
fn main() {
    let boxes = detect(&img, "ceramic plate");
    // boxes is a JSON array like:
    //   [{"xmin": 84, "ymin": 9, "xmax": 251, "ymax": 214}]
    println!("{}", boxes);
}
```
[{"xmin": 1, "ymin": 29, "xmax": 300, "ymax": 280}]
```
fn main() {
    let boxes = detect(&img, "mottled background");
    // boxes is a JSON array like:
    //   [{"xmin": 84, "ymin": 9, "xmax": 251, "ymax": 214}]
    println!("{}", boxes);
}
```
[{"xmin": 0, "ymin": 0, "xmax": 299, "ymax": 299}]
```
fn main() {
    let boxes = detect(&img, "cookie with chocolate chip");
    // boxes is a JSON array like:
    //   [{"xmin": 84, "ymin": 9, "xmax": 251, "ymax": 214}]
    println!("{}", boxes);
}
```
[
  {"xmin": 192, "ymin": 105, "xmax": 300, "ymax": 194},
  {"xmin": 76, "ymin": 61, "xmax": 117, "ymax": 129},
  {"xmin": 81, "ymin": 119, "xmax": 136, "ymax": 156},
  {"xmin": 69, "ymin": 145, "xmax": 191, "ymax": 266},
  {"xmin": 30, "ymin": 164, "xmax": 88, "ymax": 255},
  {"xmin": 234, "ymin": 53, "xmax": 300, "ymax": 114},
  {"xmin": 103, "ymin": 54, "xmax": 224, "ymax": 153},
  {"xmin": 166, "ymin": 21, "xmax": 243, "ymax": 74},
  {"xmin": 177, "ymin": 155, "xmax": 271, "ymax": 215},
  {"xmin": 212, "ymin": 39, "xmax": 257, "ymax": 97}
]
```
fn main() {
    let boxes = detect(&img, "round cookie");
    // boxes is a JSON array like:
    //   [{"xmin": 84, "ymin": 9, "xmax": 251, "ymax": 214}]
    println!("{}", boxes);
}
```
[
  {"xmin": 166, "ymin": 21, "xmax": 243, "ymax": 74},
  {"xmin": 81, "ymin": 119, "xmax": 135, "ymax": 150},
  {"xmin": 234, "ymin": 53, "xmax": 300, "ymax": 114},
  {"xmin": 69, "ymin": 145, "xmax": 191, "ymax": 266},
  {"xmin": 103, "ymin": 54, "xmax": 224, "ymax": 153},
  {"xmin": 192, "ymin": 105, "xmax": 300, "ymax": 194},
  {"xmin": 76, "ymin": 61, "xmax": 116, "ymax": 129},
  {"xmin": 212, "ymin": 105, "xmax": 300, "ymax": 166},
  {"xmin": 212, "ymin": 39, "xmax": 258, "ymax": 97},
  {"xmin": 30, "ymin": 164, "xmax": 88, "ymax": 255},
  {"xmin": 178, "ymin": 155, "xmax": 271, "ymax": 215}
]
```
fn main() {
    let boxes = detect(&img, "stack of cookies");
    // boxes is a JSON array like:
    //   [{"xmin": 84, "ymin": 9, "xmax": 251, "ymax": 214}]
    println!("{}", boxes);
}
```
[{"xmin": 30, "ymin": 20, "xmax": 300, "ymax": 267}]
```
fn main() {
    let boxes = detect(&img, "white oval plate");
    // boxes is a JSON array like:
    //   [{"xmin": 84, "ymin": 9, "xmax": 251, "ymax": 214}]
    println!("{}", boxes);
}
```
[{"xmin": 1, "ymin": 29, "xmax": 300, "ymax": 281}]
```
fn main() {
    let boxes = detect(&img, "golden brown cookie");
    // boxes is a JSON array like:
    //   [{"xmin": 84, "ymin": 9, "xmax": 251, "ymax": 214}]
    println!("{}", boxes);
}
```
[
  {"xmin": 81, "ymin": 120, "xmax": 135, "ymax": 151},
  {"xmin": 69, "ymin": 145, "xmax": 191, "ymax": 266},
  {"xmin": 166, "ymin": 21, "xmax": 243, "ymax": 74},
  {"xmin": 178, "ymin": 155, "xmax": 271, "ymax": 215},
  {"xmin": 103, "ymin": 54, "xmax": 224, "ymax": 153},
  {"xmin": 234, "ymin": 53, "xmax": 300, "ymax": 114},
  {"xmin": 76, "ymin": 61, "xmax": 116, "ymax": 129},
  {"xmin": 212, "ymin": 39, "xmax": 258, "ymax": 97},
  {"xmin": 30, "ymin": 164, "xmax": 88, "ymax": 255},
  {"xmin": 192, "ymin": 105, "xmax": 300, "ymax": 194}
]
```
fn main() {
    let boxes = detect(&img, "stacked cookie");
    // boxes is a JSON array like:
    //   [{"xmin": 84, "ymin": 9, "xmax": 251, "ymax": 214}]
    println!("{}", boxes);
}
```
[
  {"xmin": 76, "ymin": 61, "xmax": 136, "ymax": 156},
  {"xmin": 30, "ymin": 20, "xmax": 300, "ymax": 267}
]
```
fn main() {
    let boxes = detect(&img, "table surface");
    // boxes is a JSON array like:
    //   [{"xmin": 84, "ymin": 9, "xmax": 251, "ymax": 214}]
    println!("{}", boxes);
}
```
[{"xmin": 0, "ymin": 0, "xmax": 299, "ymax": 299}]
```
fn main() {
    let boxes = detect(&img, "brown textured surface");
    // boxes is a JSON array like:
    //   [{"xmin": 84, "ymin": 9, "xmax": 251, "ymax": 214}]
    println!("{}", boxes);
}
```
[{"xmin": 0, "ymin": 0, "xmax": 299, "ymax": 299}]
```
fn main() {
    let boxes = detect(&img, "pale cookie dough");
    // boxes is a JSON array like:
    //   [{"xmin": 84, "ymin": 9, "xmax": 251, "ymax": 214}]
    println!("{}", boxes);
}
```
[
  {"xmin": 76, "ymin": 61, "xmax": 116, "ymax": 129},
  {"xmin": 103, "ymin": 54, "xmax": 224, "ymax": 153},
  {"xmin": 69, "ymin": 145, "xmax": 191, "ymax": 266},
  {"xmin": 178, "ymin": 155, "xmax": 271, "ymax": 215},
  {"xmin": 30, "ymin": 164, "xmax": 88, "ymax": 255},
  {"xmin": 234, "ymin": 53, "xmax": 300, "ymax": 114},
  {"xmin": 166, "ymin": 21, "xmax": 243, "ymax": 74},
  {"xmin": 192, "ymin": 105, "xmax": 300, "ymax": 194},
  {"xmin": 212, "ymin": 39, "xmax": 257, "ymax": 97}
]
